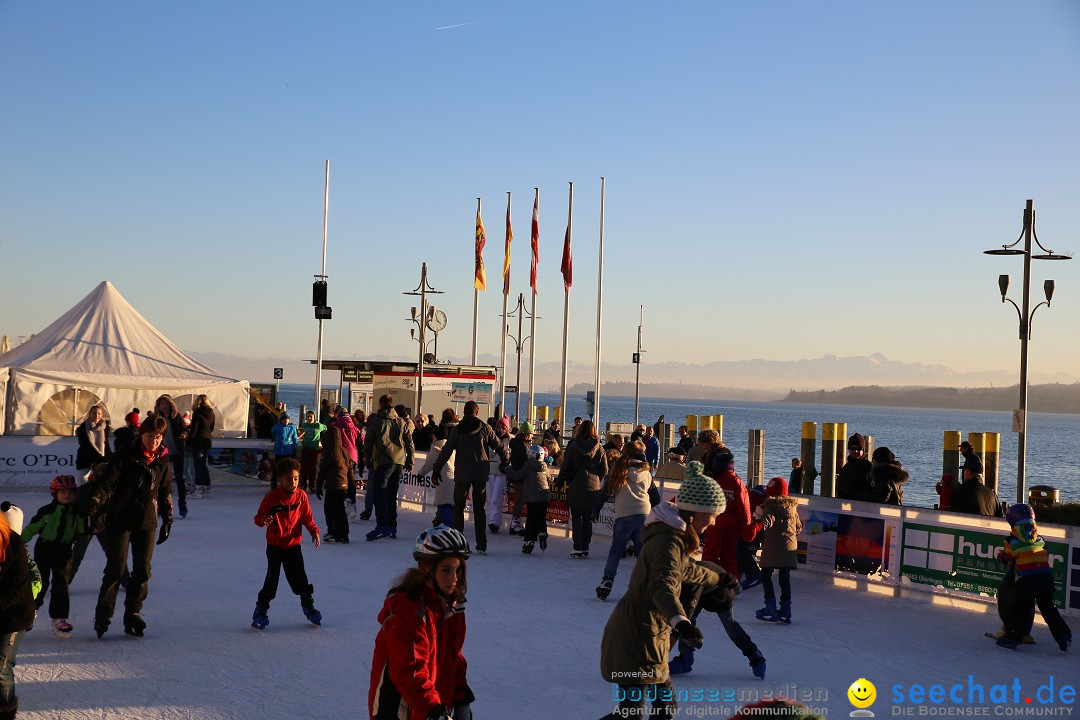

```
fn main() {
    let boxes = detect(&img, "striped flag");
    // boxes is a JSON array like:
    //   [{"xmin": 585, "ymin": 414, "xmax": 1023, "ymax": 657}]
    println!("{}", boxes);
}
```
[
  {"xmin": 474, "ymin": 207, "xmax": 486, "ymax": 291},
  {"xmin": 503, "ymin": 195, "xmax": 512, "ymax": 296},
  {"xmin": 530, "ymin": 192, "xmax": 539, "ymax": 294},
  {"xmin": 560, "ymin": 222, "xmax": 572, "ymax": 290}
]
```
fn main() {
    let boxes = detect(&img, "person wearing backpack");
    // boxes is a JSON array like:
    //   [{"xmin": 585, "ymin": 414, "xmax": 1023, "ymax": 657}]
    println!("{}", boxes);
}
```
[{"xmin": 363, "ymin": 395, "xmax": 414, "ymax": 542}]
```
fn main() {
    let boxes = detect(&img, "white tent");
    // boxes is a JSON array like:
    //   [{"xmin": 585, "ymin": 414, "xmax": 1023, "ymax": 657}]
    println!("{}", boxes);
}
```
[{"xmin": 0, "ymin": 281, "xmax": 249, "ymax": 436}]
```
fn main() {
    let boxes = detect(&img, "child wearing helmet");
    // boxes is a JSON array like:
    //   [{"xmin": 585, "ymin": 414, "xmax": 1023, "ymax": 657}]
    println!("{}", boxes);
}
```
[
  {"xmin": 20, "ymin": 475, "xmax": 85, "ymax": 637},
  {"xmin": 369, "ymin": 525, "xmax": 475, "ymax": 720},
  {"xmin": 520, "ymin": 443, "xmax": 552, "ymax": 555},
  {"xmin": 995, "ymin": 503, "xmax": 1071, "ymax": 652}
]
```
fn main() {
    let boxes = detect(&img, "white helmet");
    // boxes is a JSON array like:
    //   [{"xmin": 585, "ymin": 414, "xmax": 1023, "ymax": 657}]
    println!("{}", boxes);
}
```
[{"xmin": 413, "ymin": 524, "xmax": 471, "ymax": 560}]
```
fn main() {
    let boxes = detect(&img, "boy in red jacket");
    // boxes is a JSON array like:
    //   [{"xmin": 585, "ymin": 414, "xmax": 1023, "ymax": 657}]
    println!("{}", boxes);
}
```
[{"xmin": 252, "ymin": 458, "xmax": 322, "ymax": 630}]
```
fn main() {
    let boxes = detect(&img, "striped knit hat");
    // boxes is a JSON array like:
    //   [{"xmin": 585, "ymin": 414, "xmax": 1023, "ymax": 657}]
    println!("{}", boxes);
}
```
[{"xmin": 677, "ymin": 461, "xmax": 727, "ymax": 514}]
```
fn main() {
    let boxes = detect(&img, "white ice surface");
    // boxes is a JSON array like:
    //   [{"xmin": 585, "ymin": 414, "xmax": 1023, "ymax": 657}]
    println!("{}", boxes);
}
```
[{"xmin": 7, "ymin": 485, "xmax": 1077, "ymax": 719}]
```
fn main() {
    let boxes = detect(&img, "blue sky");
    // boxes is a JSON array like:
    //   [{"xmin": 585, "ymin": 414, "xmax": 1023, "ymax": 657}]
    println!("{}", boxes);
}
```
[{"xmin": 2, "ymin": 1, "xmax": 1079, "ymax": 383}]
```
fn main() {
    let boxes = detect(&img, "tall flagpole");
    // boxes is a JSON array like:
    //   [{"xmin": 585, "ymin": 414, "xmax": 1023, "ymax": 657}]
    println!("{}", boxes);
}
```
[
  {"xmin": 472, "ymin": 197, "xmax": 481, "ymax": 365},
  {"xmin": 559, "ymin": 182, "xmax": 572, "ymax": 434},
  {"xmin": 527, "ymin": 187, "xmax": 539, "ymax": 424},
  {"xmin": 313, "ymin": 159, "xmax": 330, "ymax": 413},
  {"xmin": 594, "ymin": 177, "xmax": 605, "ymax": 433},
  {"xmin": 499, "ymin": 192, "xmax": 511, "ymax": 418}
]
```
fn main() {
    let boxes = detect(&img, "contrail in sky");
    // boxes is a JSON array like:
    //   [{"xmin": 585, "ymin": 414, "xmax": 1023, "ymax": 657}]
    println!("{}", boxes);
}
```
[{"xmin": 435, "ymin": 21, "xmax": 478, "ymax": 30}]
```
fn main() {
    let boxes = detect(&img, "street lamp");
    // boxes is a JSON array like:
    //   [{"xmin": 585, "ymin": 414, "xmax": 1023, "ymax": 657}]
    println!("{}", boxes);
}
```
[
  {"xmin": 404, "ymin": 263, "xmax": 443, "ymax": 416},
  {"xmin": 983, "ymin": 198, "xmax": 1072, "ymax": 504}
]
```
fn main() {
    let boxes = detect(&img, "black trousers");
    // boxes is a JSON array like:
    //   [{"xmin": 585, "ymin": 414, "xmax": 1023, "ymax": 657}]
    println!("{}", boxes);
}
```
[
  {"xmin": 95, "ymin": 528, "xmax": 155, "ymax": 624},
  {"xmin": 323, "ymin": 488, "xmax": 349, "ymax": 540},
  {"xmin": 257, "ymin": 544, "xmax": 313, "ymax": 608},
  {"xmin": 453, "ymin": 480, "xmax": 488, "ymax": 552},
  {"xmin": 524, "ymin": 502, "xmax": 548, "ymax": 541},
  {"xmin": 1005, "ymin": 572, "xmax": 1071, "ymax": 644},
  {"xmin": 680, "ymin": 561, "xmax": 760, "ymax": 662},
  {"xmin": 570, "ymin": 508, "xmax": 593, "ymax": 552},
  {"xmin": 33, "ymin": 540, "xmax": 73, "ymax": 619}
]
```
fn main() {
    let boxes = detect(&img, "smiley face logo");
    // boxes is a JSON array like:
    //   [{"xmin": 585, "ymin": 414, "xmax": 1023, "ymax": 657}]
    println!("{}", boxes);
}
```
[{"xmin": 848, "ymin": 678, "xmax": 877, "ymax": 709}]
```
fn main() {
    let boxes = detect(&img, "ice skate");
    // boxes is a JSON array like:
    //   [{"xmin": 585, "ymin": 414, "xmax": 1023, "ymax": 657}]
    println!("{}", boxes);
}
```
[
  {"xmin": 750, "ymin": 653, "xmax": 767, "ymax": 679},
  {"xmin": 51, "ymin": 618, "xmax": 73, "ymax": 638},
  {"xmin": 251, "ymin": 604, "xmax": 269, "ymax": 630},
  {"xmin": 596, "ymin": 577, "xmax": 613, "ymax": 601},
  {"xmin": 778, "ymin": 600, "xmax": 791, "ymax": 624},
  {"xmin": 123, "ymin": 613, "xmax": 146, "ymax": 638},
  {"xmin": 538, "ymin": 532, "xmax": 548, "ymax": 552},
  {"xmin": 668, "ymin": 649, "xmax": 694, "ymax": 675},
  {"xmin": 521, "ymin": 541, "xmax": 534, "ymax": 554},
  {"xmin": 755, "ymin": 599, "xmax": 778, "ymax": 622},
  {"xmin": 302, "ymin": 600, "xmax": 322, "ymax": 626}
]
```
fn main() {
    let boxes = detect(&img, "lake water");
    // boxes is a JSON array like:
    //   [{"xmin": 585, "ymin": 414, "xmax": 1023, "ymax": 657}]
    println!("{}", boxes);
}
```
[{"xmin": 275, "ymin": 384, "xmax": 1079, "ymax": 508}]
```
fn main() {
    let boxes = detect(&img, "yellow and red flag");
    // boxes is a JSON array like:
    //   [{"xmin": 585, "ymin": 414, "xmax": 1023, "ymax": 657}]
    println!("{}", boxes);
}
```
[{"xmin": 474, "ymin": 207, "xmax": 487, "ymax": 291}]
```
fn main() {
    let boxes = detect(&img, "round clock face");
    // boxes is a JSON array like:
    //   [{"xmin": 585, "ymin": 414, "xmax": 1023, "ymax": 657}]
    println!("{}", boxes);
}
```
[{"xmin": 427, "ymin": 308, "xmax": 447, "ymax": 332}]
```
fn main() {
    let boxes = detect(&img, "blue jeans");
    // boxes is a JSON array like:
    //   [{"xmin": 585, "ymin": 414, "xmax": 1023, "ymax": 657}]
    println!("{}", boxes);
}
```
[
  {"xmin": 761, "ymin": 567, "xmax": 791, "ymax": 604},
  {"xmin": 370, "ymin": 464, "xmax": 402, "ymax": 530},
  {"xmin": 191, "ymin": 447, "xmax": 211, "ymax": 487},
  {"xmin": 603, "ymin": 514, "xmax": 645, "ymax": 580},
  {"xmin": 435, "ymin": 504, "xmax": 454, "ymax": 526},
  {"xmin": 0, "ymin": 630, "xmax": 23, "ymax": 706}
]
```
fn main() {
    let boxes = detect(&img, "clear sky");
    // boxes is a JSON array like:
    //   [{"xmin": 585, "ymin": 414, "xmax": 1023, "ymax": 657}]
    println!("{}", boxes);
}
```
[{"xmin": 2, "ymin": 1, "xmax": 1079, "ymax": 383}]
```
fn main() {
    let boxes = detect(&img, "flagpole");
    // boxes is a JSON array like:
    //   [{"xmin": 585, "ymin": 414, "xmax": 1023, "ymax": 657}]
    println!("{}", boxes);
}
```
[
  {"xmin": 313, "ymin": 159, "xmax": 329, "ymax": 413},
  {"xmin": 499, "ymin": 192, "xmax": 511, "ymax": 418},
  {"xmin": 594, "ymin": 177, "xmax": 605, "ymax": 433},
  {"xmin": 472, "ymin": 197, "xmax": 481, "ymax": 366},
  {"xmin": 559, "ymin": 181, "xmax": 572, "ymax": 434},
  {"xmin": 527, "ymin": 188, "xmax": 539, "ymax": 425}
]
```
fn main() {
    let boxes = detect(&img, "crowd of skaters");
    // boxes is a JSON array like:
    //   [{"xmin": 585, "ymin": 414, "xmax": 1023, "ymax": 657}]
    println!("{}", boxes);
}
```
[{"xmin": 0, "ymin": 403, "xmax": 1072, "ymax": 720}]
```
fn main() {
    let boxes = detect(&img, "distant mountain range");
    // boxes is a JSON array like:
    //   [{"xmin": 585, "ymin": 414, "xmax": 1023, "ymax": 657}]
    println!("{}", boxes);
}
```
[
  {"xmin": 191, "ymin": 350, "xmax": 1078, "ymax": 394},
  {"xmin": 785, "ymin": 384, "xmax": 1080, "ymax": 414}
]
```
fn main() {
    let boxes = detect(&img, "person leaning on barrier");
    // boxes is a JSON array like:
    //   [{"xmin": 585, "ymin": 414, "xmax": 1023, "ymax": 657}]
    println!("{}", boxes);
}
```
[
  {"xmin": 950, "ymin": 456, "xmax": 1004, "ymax": 517},
  {"xmin": 667, "ymin": 426, "xmax": 695, "ymax": 463},
  {"xmin": 836, "ymin": 433, "xmax": 873, "ymax": 501}
]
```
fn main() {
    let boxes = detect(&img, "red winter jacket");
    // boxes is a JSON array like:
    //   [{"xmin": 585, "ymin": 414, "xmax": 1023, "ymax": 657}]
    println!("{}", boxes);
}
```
[
  {"xmin": 254, "ymin": 488, "xmax": 319, "ymax": 549},
  {"xmin": 701, "ymin": 469, "xmax": 755, "ymax": 575},
  {"xmin": 369, "ymin": 580, "xmax": 471, "ymax": 720}
]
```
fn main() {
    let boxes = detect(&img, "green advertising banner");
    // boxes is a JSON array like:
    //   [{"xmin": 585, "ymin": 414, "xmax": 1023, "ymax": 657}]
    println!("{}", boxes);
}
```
[{"xmin": 900, "ymin": 522, "xmax": 1068, "ymax": 607}]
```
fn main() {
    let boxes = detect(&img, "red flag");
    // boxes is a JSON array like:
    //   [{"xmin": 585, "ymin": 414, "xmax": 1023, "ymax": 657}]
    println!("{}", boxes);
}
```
[
  {"xmin": 503, "ymin": 196, "xmax": 512, "ymax": 296},
  {"xmin": 530, "ymin": 192, "xmax": 539, "ymax": 295},
  {"xmin": 560, "ymin": 223, "xmax": 572, "ymax": 290},
  {"xmin": 474, "ymin": 207, "xmax": 486, "ymax": 291}
]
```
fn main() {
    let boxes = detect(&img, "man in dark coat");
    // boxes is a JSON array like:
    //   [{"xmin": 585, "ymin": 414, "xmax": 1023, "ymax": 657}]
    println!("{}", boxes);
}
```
[
  {"xmin": 432, "ymin": 401, "xmax": 509, "ymax": 554},
  {"xmin": 950, "ymin": 457, "xmax": 1004, "ymax": 517},
  {"xmin": 362, "ymin": 395, "xmax": 414, "ymax": 541},
  {"xmin": 836, "ymin": 433, "xmax": 873, "ymax": 501}
]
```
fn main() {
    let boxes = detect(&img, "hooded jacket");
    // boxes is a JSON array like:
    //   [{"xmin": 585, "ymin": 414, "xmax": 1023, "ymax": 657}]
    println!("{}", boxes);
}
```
[
  {"xmin": 22, "ymin": 501, "xmax": 86, "ymax": 546},
  {"xmin": 336, "ymin": 413, "xmax": 361, "ymax": 465},
  {"xmin": 432, "ymin": 415, "xmax": 508, "ymax": 484},
  {"xmin": 599, "ymin": 502, "xmax": 721, "ymax": 684},
  {"xmin": 369, "ymin": 579, "xmax": 472, "ymax": 720},
  {"xmin": 364, "ymin": 407, "xmax": 413, "ymax": 470},
  {"xmin": 187, "ymin": 405, "xmax": 216, "ymax": 450},
  {"xmin": 558, "ymin": 437, "xmax": 609, "ymax": 511},
  {"xmin": 1001, "ymin": 520, "xmax": 1052, "ymax": 579},
  {"xmin": 756, "ymin": 496, "xmax": 803, "ymax": 569},
  {"xmin": 0, "ymin": 532, "xmax": 36, "ymax": 634},
  {"xmin": 609, "ymin": 461, "xmax": 653, "ymax": 519},
  {"xmin": 316, "ymin": 425, "xmax": 352, "ymax": 494},
  {"xmin": 869, "ymin": 462, "xmax": 908, "ymax": 506}
]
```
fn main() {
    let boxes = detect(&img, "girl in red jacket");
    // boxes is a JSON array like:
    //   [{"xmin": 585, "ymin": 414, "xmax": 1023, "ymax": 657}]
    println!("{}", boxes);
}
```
[{"xmin": 369, "ymin": 524, "xmax": 475, "ymax": 720}]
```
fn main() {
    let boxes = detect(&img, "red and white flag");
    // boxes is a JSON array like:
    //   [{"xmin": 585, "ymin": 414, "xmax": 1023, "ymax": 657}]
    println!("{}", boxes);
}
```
[{"xmin": 560, "ymin": 223, "xmax": 572, "ymax": 290}]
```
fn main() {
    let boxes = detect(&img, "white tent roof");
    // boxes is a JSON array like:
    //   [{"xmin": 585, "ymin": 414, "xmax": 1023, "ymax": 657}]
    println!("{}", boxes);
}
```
[
  {"xmin": 0, "ymin": 280, "xmax": 239, "ymax": 387},
  {"xmin": 0, "ymin": 281, "xmax": 249, "ymax": 436}
]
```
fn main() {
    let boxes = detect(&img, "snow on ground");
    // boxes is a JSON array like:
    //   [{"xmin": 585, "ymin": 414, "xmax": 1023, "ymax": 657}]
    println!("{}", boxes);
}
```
[{"xmin": 5, "ymin": 480, "xmax": 1077, "ymax": 720}]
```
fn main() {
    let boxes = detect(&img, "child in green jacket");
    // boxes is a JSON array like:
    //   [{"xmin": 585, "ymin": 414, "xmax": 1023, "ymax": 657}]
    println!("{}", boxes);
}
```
[{"xmin": 22, "ymin": 475, "xmax": 85, "ymax": 637}]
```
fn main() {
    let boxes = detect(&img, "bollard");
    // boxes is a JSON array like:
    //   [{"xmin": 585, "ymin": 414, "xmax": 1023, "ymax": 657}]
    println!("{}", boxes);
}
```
[
  {"xmin": 712, "ymin": 415, "xmax": 725, "ymax": 443},
  {"xmin": 939, "ymin": 431, "xmax": 961, "ymax": 510},
  {"xmin": 661, "ymin": 423, "xmax": 674, "ymax": 458},
  {"xmin": 747, "ymin": 429, "xmax": 765, "ymax": 487},
  {"xmin": 864, "ymin": 434, "xmax": 874, "ymax": 459},
  {"xmin": 700, "ymin": 415, "xmax": 713, "ymax": 431},
  {"xmin": 686, "ymin": 415, "xmax": 699, "ymax": 434},
  {"xmin": 553, "ymin": 406, "xmax": 562, "ymax": 423},
  {"xmin": 537, "ymin": 406, "xmax": 550, "ymax": 422},
  {"xmin": 1029, "ymin": 485, "xmax": 1059, "ymax": 509},
  {"xmin": 835, "ymin": 422, "xmax": 848, "ymax": 482},
  {"xmin": 821, "ymin": 422, "xmax": 840, "ymax": 497},
  {"xmin": 983, "ymin": 432, "xmax": 1000, "ymax": 495},
  {"xmin": 969, "ymin": 432, "xmax": 986, "ymax": 483},
  {"xmin": 800, "ymin": 422, "xmax": 817, "ymax": 495}
]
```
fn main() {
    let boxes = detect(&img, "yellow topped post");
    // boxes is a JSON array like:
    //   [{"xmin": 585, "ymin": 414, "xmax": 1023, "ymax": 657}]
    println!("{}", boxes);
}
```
[
  {"xmin": 686, "ymin": 415, "xmax": 698, "ymax": 433},
  {"xmin": 799, "ymin": 422, "xmax": 817, "ymax": 495},
  {"xmin": 712, "ymin": 415, "xmax": 724, "ymax": 442}
]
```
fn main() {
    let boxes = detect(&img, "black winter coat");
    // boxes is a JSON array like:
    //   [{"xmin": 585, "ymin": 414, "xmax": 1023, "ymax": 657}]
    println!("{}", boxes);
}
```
[
  {"xmin": 836, "ymin": 458, "xmax": 873, "ymax": 501},
  {"xmin": 187, "ymin": 406, "xmax": 216, "ymax": 450},
  {"xmin": 951, "ymin": 480, "xmax": 1004, "ymax": 517},
  {"xmin": 869, "ymin": 463, "xmax": 908, "ymax": 506},
  {"xmin": 0, "ymin": 533, "xmax": 35, "ymax": 634},
  {"xmin": 76, "ymin": 444, "xmax": 173, "ymax": 534},
  {"xmin": 558, "ymin": 437, "xmax": 608, "ymax": 511}
]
